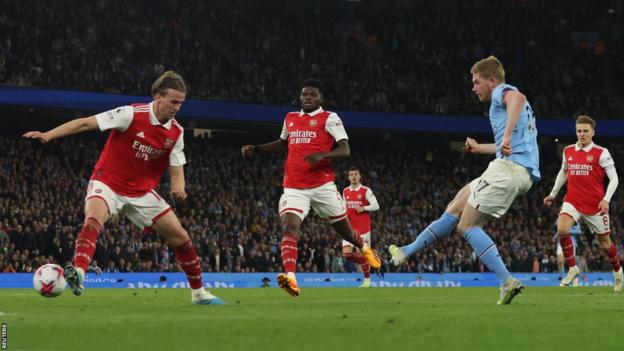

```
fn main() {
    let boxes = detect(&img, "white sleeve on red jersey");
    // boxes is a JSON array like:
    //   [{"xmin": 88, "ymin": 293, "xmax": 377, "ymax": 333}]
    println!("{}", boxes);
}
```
[
  {"xmin": 549, "ymin": 150, "xmax": 568, "ymax": 197},
  {"xmin": 363, "ymin": 187, "xmax": 380, "ymax": 212},
  {"xmin": 169, "ymin": 130, "xmax": 186, "ymax": 166},
  {"xmin": 95, "ymin": 106, "xmax": 134, "ymax": 132},
  {"xmin": 325, "ymin": 113, "xmax": 348, "ymax": 142},
  {"xmin": 604, "ymin": 167, "xmax": 619, "ymax": 202},
  {"xmin": 599, "ymin": 148, "xmax": 615, "ymax": 171},
  {"xmin": 279, "ymin": 119, "xmax": 289, "ymax": 140}
]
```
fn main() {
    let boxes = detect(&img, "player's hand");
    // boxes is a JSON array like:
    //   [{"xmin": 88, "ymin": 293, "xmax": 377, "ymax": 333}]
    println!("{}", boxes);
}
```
[
  {"xmin": 543, "ymin": 195, "xmax": 555, "ymax": 207},
  {"xmin": 500, "ymin": 135, "xmax": 512, "ymax": 156},
  {"xmin": 599, "ymin": 199, "xmax": 609, "ymax": 215},
  {"xmin": 304, "ymin": 153, "xmax": 325, "ymax": 164},
  {"xmin": 465, "ymin": 138, "xmax": 478, "ymax": 153},
  {"xmin": 241, "ymin": 145, "xmax": 256, "ymax": 157},
  {"xmin": 170, "ymin": 188, "xmax": 187, "ymax": 202},
  {"xmin": 356, "ymin": 207, "xmax": 366, "ymax": 213},
  {"xmin": 22, "ymin": 131, "xmax": 51, "ymax": 144}
]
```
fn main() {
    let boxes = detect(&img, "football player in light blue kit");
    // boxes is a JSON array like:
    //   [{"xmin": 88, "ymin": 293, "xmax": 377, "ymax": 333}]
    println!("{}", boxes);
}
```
[{"xmin": 390, "ymin": 56, "xmax": 539, "ymax": 304}]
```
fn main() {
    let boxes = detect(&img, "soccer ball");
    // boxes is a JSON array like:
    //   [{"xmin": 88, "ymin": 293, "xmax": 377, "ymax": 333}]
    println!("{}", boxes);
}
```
[{"xmin": 33, "ymin": 264, "xmax": 67, "ymax": 298}]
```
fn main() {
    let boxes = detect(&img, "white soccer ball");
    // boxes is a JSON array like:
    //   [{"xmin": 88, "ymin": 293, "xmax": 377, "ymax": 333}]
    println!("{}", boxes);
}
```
[{"xmin": 33, "ymin": 264, "xmax": 67, "ymax": 298}]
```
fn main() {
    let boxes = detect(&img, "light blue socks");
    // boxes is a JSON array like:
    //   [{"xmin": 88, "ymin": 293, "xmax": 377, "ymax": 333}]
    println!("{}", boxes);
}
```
[
  {"xmin": 464, "ymin": 227, "xmax": 511, "ymax": 284},
  {"xmin": 402, "ymin": 212, "xmax": 459, "ymax": 256}
]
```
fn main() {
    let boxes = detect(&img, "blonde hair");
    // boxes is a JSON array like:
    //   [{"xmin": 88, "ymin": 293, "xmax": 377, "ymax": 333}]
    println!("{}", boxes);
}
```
[
  {"xmin": 471, "ymin": 56, "xmax": 505, "ymax": 82},
  {"xmin": 576, "ymin": 115, "xmax": 596, "ymax": 130},
  {"xmin": 151, "ymin": 71, "xmax": 187, "ymax": 96}
]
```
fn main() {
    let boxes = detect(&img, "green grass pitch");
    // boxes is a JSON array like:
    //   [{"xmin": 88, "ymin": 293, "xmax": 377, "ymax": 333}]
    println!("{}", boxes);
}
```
[{"xmin": 1, "ymin": 287, "xmax": 622, "ymax": 351}]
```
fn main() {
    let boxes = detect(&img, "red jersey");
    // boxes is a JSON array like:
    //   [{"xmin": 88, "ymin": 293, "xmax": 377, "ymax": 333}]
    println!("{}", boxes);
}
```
[
  {"xmin": 343, "ymin": 185, "xmax": 379, "ymax": 235},
  {"xmin": 91, "ymin": 103, "xmax": 185, "ymax": 197},
  {"xmin": 563, "ymin": 143, "xmax": 614, "ymax": 214},
  {"xmin": 280, "ymin": 108, "xmax": 348, "ymax": 189}
]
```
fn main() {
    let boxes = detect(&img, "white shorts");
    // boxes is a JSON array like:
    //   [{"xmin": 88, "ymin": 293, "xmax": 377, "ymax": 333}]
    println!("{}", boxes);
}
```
[
  {"xmin": 279, "ymin": 182, "xmax": 347, "ymax": 223},
  {"xmin": 85, "ymin": 180, "xmax": 171, "ymax": 229},
  {"xmin": 556, "ymin": 235, "xmax": 577, "ymax": 256},
  {"xmin": 468, "ymin": 159, "xmax": 533, "ymax": 218},
  {"xmin": 560, "ymin": 202, "xmax": 610, "ymax": 234},
  {"xmin": 342, "ymin": 232, "xmax": 371, "ymax": 248}
]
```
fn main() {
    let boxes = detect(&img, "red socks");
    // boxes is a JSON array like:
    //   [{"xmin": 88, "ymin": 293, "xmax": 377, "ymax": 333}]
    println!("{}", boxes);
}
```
[
  {"xmin": 559, "ymin": 234, "xmax": 577, "ymax": 267},
  {"xmin": 606, "ymin": 243, "xmax": 621, "ymax": 272},
  {"xmin": 344, "ymin": 252, "xmax": 370, "ymax": 278},
  {"xmin": 175, "ymin": 240, "xmax": 203, "ymax": 289},
  {"xmin": 73, "ymin": 217, "xmax": 102, "ymax": 271},
  {"xmin": 280, "ymin": 234, "xmax": 299, "ymax": 273}
]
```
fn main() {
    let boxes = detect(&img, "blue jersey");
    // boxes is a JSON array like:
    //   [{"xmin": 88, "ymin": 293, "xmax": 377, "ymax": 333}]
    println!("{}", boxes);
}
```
[
  {"xmin": 569, "ymin": 223, "xmax": 582, "ymax": 236},
  {"xmin": 490, "ymin": 83, "xmax": 541, "ymax": 181}
]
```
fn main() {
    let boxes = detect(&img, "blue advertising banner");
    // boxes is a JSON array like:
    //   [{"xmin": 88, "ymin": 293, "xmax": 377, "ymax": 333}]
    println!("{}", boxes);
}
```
[
  {"xmin": 2, "ymin": 272, "xmax": 617, "ymax": 289},
  {"xmin": 2, "ymin": 86, "xmax": 624, "ymax": 136}
]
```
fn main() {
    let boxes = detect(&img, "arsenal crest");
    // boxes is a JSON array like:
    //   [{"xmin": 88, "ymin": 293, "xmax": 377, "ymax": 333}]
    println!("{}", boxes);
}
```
[
  {"xmin": 164, "ymin": 138, "xmax": 174, "ymax": 149},
  {"xmin": 309, "ymin": 119, "xmax": 317, "ymax": 127},
  {"xmin": 357, "ymin": 194, "xmax": 362, "ymax": 200},
  {"xmin": 587, "ymin": 155, "xmax": 593, "ymax": 162}
]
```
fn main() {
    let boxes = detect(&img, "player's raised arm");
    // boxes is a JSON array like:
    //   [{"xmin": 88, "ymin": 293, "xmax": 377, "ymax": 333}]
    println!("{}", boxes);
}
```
[
  {"xmin": 22, "ymin": 116, "xmax": 99, "ymax": 143},
  {"xmin": 465, "ymin": 137, "xmax": 497, "ymax": 154},
  {"xmin": 501, "ymin": 90, "xmax": 527, "ymax": 156},
  {"xmin": 23, "ymin": 105, "xmax": 134, "ymax": 143}
]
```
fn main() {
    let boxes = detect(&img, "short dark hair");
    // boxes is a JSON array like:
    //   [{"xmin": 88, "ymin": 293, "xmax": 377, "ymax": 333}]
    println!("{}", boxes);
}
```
[
  {"xmin": 576, "ymin": 115, "xmax": 596, "ymax": 130},
  {"xmin": 301, "ymin": 78, "xmax": 323, "ymax": 95},
  {"xmin": 348, "ymin": 166, "xmax": 360, "ymax": 173},
  {"xmin": 151, "ymin": 71, "xmax": 187, "ymax": 96}
]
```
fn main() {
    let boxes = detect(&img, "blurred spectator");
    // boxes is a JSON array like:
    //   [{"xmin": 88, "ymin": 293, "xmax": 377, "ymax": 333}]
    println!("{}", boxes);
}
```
[{"xmin": 1, "ymin": 132, "xmax": 623, "ymax": 274}]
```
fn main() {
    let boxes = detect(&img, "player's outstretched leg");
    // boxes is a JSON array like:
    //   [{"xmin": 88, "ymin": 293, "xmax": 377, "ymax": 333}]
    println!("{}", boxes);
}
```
[
  {"xmin": 66, "ymin": 216, "xmax": 104, "ymax": 296},
  {"xmin": 332, "ymin": 218, "xmax": 381, "ymax": 269},
  {"xmin": 390, "ymin": 183, "xmax": 470, "ymax": 266},
  {"xmin": 391, "ymin": 212, "xmax": 459, "ymax": 266},
  {"xmin": 559, "ymin": 233, "xmax": 580, "ymax": 286},
  {"xmin": 598, "ymin": 234, "xmax": 623, "ymax": 293},
  {"xmin": 175, "ymin": 240, "xmax": 225, "ymax": 305},
  {"xmin": 278, "ymin": 234, "xmax": 300, "ymax": 296}
]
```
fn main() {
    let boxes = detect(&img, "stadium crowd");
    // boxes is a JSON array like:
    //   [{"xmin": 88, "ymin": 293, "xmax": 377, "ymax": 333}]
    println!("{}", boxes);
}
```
[
  {"xmin": 0, "ymin": 0, "xmax": 622, "ymax": 119},
  {"xmin": 1, "ymin": 134, "xmax": 623, "ymax": 275}
]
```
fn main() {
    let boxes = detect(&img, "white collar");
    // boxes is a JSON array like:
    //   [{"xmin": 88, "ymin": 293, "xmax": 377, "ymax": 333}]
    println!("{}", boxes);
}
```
[
  {"xmin": 574, "ymin": 142, "xmax": 594, "ymax": 152},
  {"xmin": 349, "ymin": 184, "xmax": 362, "ymax": 190},
  {"xmin": 149, "ymin": 102, "xmax": 173, "ymax": 130},
  {"xmin": 299, "ymin": 107, "xmax": 324, "ymax": 117}
]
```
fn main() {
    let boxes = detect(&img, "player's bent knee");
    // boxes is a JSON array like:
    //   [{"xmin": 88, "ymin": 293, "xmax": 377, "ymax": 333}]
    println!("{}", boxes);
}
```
[
  {"xmin": 83, "ymin": 217, "xmax": 103, "ymax": 231},
  {"xmin": 457, "ymin": 222, "xmax": 472, "ymax": 234},
  {"xmin": 167, "ymin": 228, "xmax": 190, "ymax": 247},
  {"xmin": 281, "ymin": 221, "xmax": 300, "ymax": 236}
]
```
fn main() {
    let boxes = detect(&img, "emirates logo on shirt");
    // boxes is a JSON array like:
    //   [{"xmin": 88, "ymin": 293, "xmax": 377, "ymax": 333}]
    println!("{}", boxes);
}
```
[
  {"xmin": 289, "ymin": 130, "xmax": 317, "ymax": 144},
  {"xmin": 132, "ymin": 140, "xmax": 166, "ymax": 161}
]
